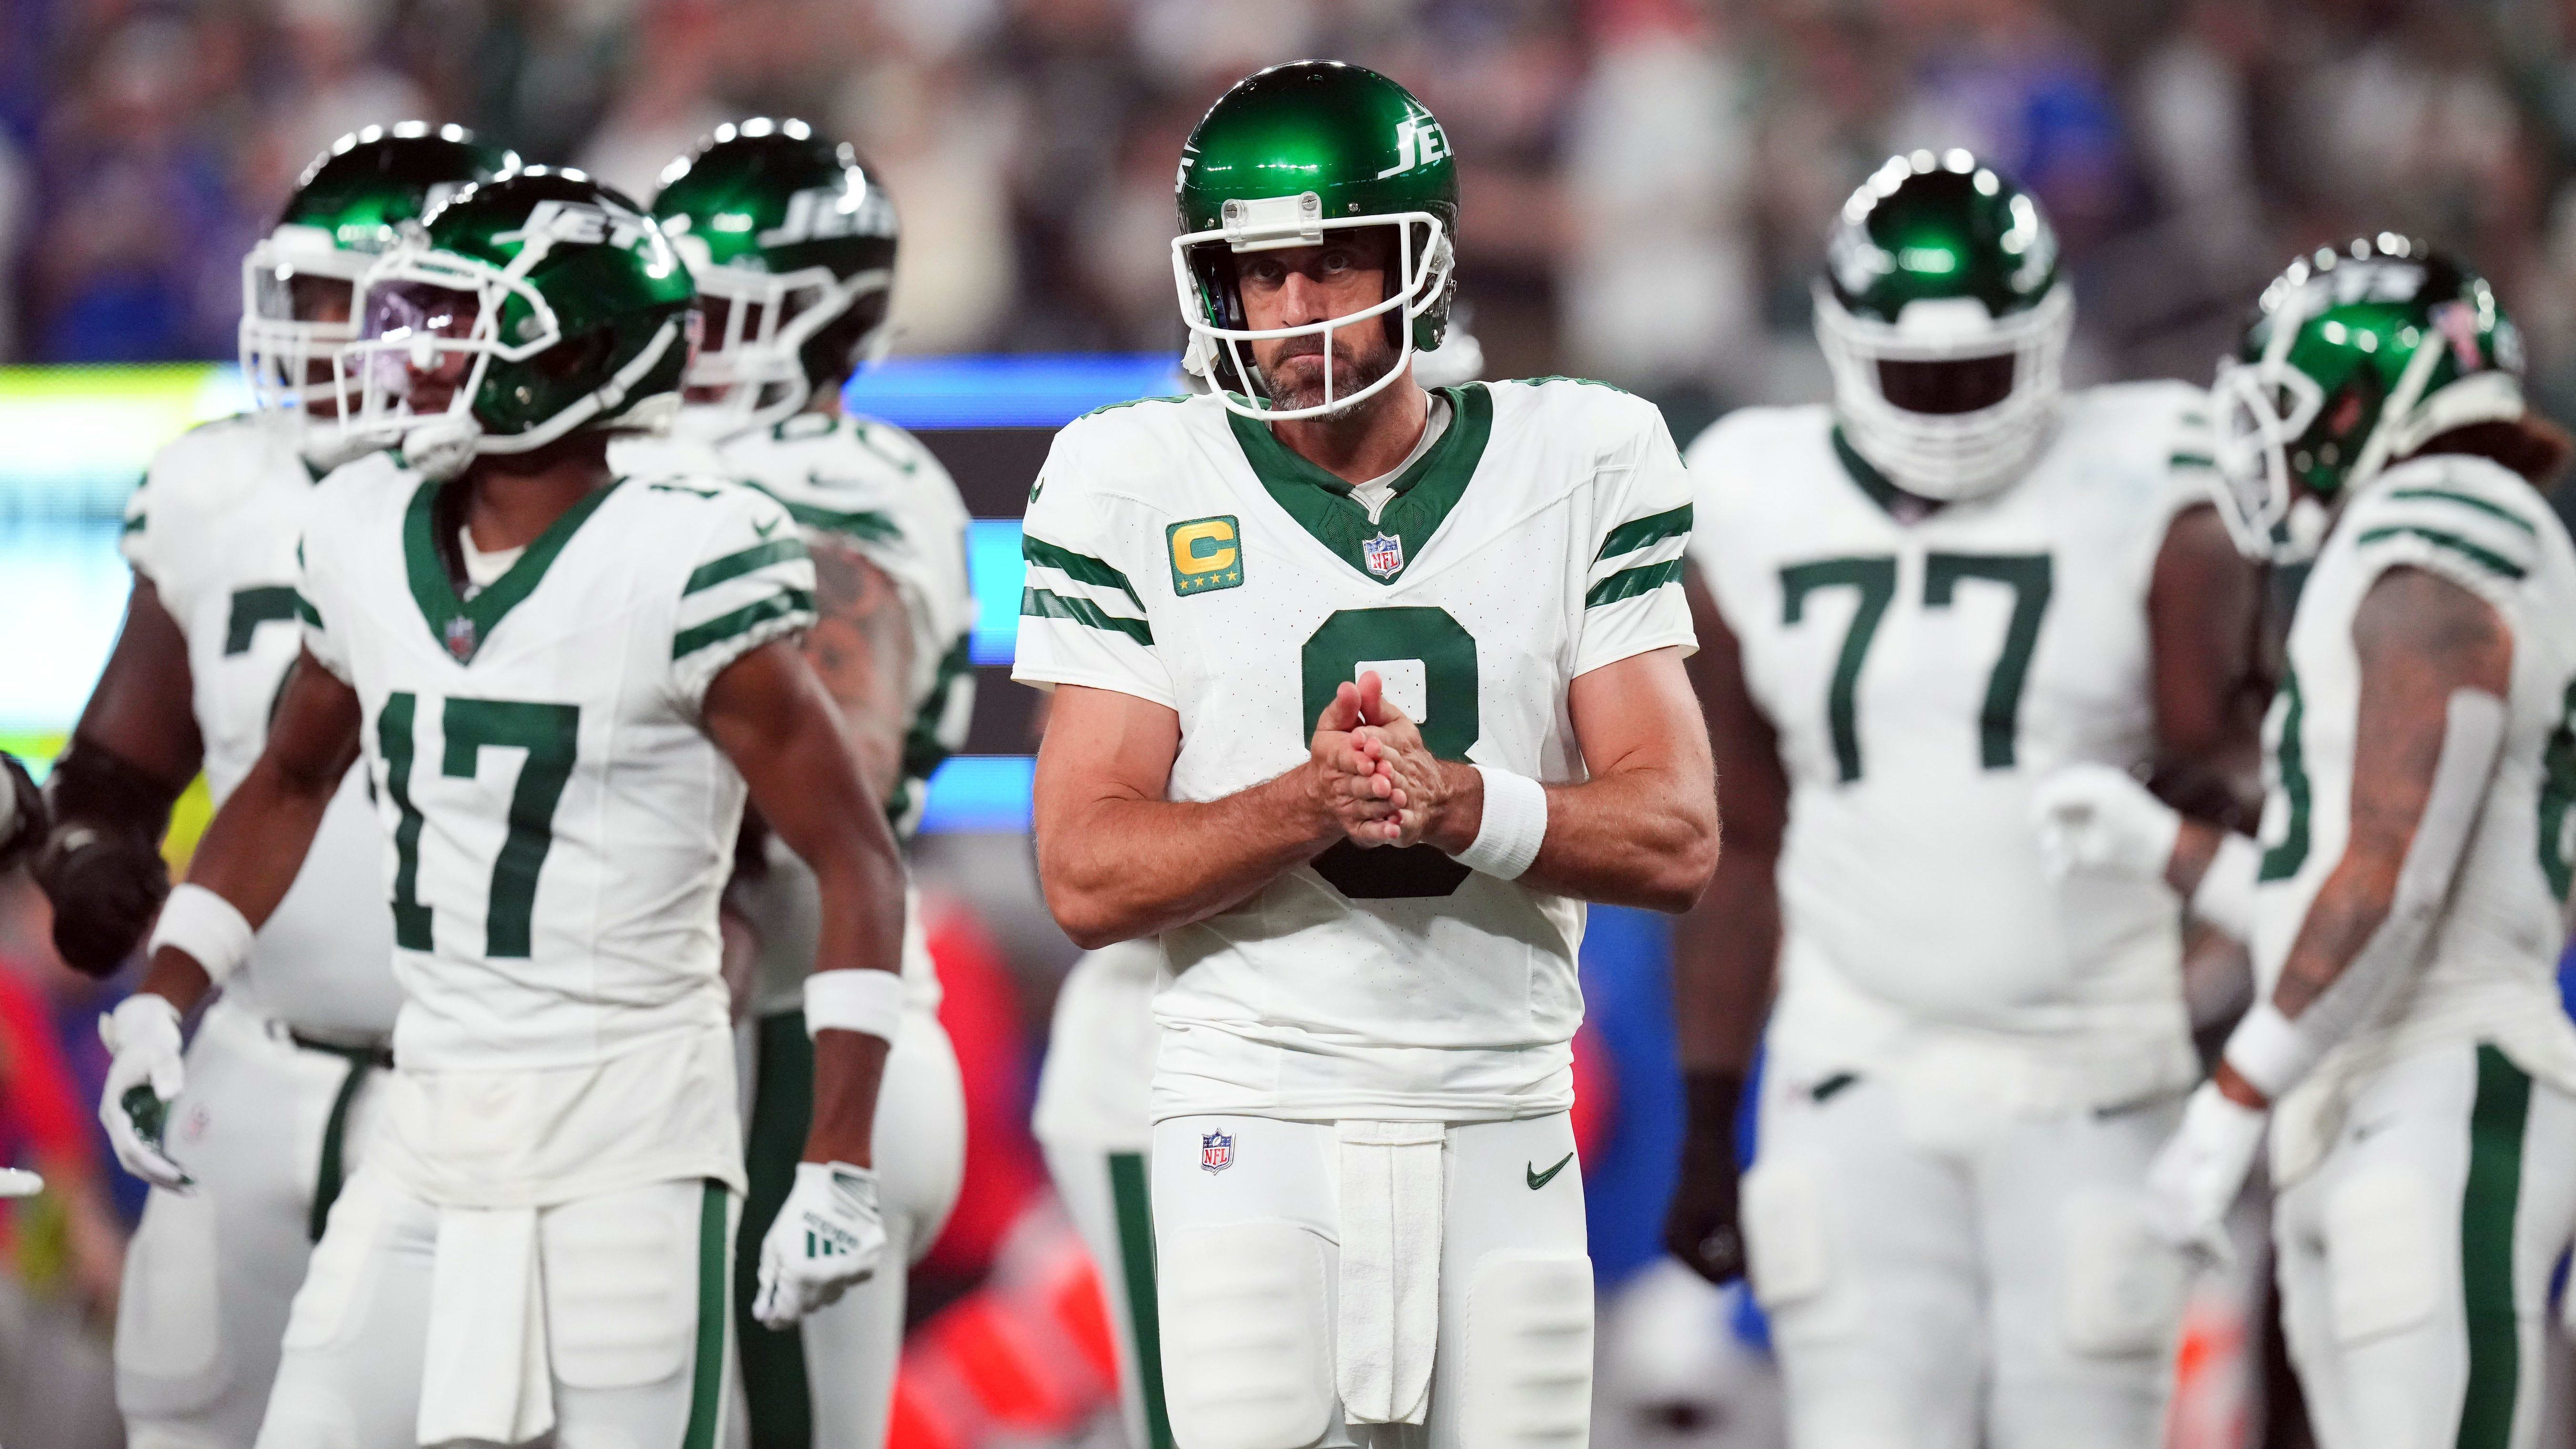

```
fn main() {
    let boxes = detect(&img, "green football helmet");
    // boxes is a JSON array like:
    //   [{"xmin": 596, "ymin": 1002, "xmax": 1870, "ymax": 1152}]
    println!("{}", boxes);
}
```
[
  {"xmin": 652, "ymin": 117, "xmax": 899, "ymax": 440},
  {"xmin": 1174, "ymin": 61, "xmax": 1458, "ymax": 421},
  {"xmin": 241, "ymin": 122, "xmax": 520, "ymax": 413},
  {"xmin": 1816, "ymin": 150, "xmax": 2072, "ymax": 500},
  {"xmin": 337, "ymin": 168, "xmax": 695, "ymax": 478},
  {"xmin": 2212, "ymin": 236, "xmax": 2529, "ymax": 563}
]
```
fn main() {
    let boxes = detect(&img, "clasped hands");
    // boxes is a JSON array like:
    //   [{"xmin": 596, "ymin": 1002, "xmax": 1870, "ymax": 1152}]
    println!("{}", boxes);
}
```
[{"xmin": 1307, "ymin": 671, "xmax": 1464, "ymax": 851}]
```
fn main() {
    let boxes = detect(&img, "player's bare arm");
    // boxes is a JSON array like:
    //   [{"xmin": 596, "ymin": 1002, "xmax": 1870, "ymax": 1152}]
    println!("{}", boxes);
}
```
[
  {"xmin": 2146, "ymin": 501, "xmax": 2268, "ymax": 836},
  {"xmin": 134, "ymin": 650, "xmax": 361, "ymax": 1016},
  {"xmin": 2207, "ymin": 565, "xmax": 2511, "ymax": 1109},
  {"xmin": 703, "ymin": 637, "xmax": 908, "ymax": 1169},
  {"xmin": 1665, "ymin": 565, "xmax": 1780, "ymax": 1282},
  {"xmin": 36, "ymin": 574, "xmax": 202, "ymax": 973},
  {"xmin": 801, "ymin": 538, "xmax": 916, "ymax": 801},
  {"xmin": 1032, "ymin": 681, "xmax": 1403, "ymax": 949},
  {"xmin": 1347, "ymin": 644, "xmax": 1718, "ymax": 913}
]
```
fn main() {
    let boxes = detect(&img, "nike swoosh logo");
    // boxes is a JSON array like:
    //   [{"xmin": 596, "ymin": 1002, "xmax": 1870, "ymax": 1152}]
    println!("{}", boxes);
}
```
[
  {"xmin": 1527, "ymin": 1151, "xmax": 1575, "ymax": 1190},
  {"xmin": 754, "ymin": 517, "xmax": 781, "ymax": 538}
]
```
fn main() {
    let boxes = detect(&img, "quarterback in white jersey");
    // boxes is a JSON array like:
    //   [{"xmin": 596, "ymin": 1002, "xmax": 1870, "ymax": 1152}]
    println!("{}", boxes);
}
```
[
  {"xmin": 1674, "ymin": 153, "xmax": 2266, "ymax": 1449},
  {"xmin": 35, "ymin": 126, "xmax": 511, "ymax": 1449},
  {"xmin": 97, "ymin": 171, "xmax": 911, "ymax": 1449},
  {"xmin": 646, "ymin": 121, "xmax": 974, "ymax": 1449},
  {"xmin": 1018, "ymin": 63, "xmax": 1717, "ymax": 1449},
  {"xmin": 2037, "ymin": 241, "xmax": 2576, "ymax": 1449}
]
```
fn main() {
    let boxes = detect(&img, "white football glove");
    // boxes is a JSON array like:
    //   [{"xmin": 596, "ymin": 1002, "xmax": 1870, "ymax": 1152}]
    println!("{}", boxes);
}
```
[
  {"xmin": 0, "ymin": 1168, "xmax": 43, "ymax": 1197},
  {"xmin": 2145, "ymin": 1080, "xmax": 2268, "ymax": 1266},
  {"xmin": 98, "ymin": 994, "xmax": 192, "ymax": 1191},
  {"xmin": 753, "ymin": 1161, "xmax": 886, "ymax": 1329},
  {"xmin": 2029, "ymin": 763, "xmax": 2181, "ymax": 885}
]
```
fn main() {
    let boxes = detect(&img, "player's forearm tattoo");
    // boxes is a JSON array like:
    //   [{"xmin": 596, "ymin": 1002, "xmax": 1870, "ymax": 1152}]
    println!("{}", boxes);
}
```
[
  {"xmin": 802, "ymin": 540, "xmax": 915, "ymax": 799},
  {"xmin": 2274, "ymin": 567, "xmax": 2510, "ymax": 1017}
]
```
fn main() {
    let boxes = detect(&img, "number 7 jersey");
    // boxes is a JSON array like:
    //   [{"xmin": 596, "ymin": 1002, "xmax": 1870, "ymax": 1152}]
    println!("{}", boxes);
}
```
[
  {"xmin": 296, "ymin": 463, "xmax": 814, "ymax": 1202},
  {"xmin": 1687, "ymin": 383, "xmax": 2214, "ymax": 1096},
  {"xmin": 1012, "ymin": 380, "xmax": 1697, "ymax": 1124}
]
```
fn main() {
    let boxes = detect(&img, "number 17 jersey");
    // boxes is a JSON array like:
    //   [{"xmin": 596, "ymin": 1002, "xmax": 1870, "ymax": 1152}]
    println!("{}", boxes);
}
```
[
  {"xmin": 296, "ymin": 463, "xmax": 815, "ymax": 1204},
  {"xmin": 1687, "ymin": 383, "xmax": 2213, "ymax": 1100},
  {"xmin": 1012, "ymin": 380, "xmax": 1697, "ymax": 1124}
]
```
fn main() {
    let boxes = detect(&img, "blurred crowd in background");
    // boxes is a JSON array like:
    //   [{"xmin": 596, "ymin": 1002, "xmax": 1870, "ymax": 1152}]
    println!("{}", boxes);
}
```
[
  {"xmin": 9, "ymin": 0, "xmax": 2576, "ymax": 1443},
  {"xmin": 6, "ymin": 0, "xmax": 2576, "ymax": 427}
]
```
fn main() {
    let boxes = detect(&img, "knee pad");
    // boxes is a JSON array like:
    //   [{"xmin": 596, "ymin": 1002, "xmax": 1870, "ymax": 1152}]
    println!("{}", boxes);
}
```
[
  {"xmin": 116, "ymin": 1187, "xmax": 223, "ymax": 1387},
  {"xmin": 280, "ymin": 1173, "xmax": 394, "ymax": 1354},
  {"xmin": 2058, "ymin": 1192, "xmax": 2187, "ymax": 1358},
  {"xmin": 2322, "ymin": 1167, "xmax": 2443, "ymax": 1346},
  {"xmin": 1742, "ymin": 1161, "xmax": 1832, "ymax": 1311},
  {"xmin": 542, "ymin": 1185, "xmax": 708, "ymax": 1390},
  {"xmin": 1459, "ymin": 1254, "xmax": 1593, "ymax": 1449},
  {"xmin": 1157, "ymin": 1221, "xmax": 1335, "ymax": 1449}
]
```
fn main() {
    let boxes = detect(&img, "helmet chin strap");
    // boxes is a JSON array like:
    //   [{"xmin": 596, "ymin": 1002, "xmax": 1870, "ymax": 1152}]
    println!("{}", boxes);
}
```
[{"xmin": 402, "ymin": 414, "xmax": 482, "ymax": 481}]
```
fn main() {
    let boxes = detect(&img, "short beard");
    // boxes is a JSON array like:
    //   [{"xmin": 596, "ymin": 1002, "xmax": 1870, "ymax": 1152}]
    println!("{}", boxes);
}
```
[{"xmin": 1257, "ymin": 329, "xmax": 1400, "ymax": 417}]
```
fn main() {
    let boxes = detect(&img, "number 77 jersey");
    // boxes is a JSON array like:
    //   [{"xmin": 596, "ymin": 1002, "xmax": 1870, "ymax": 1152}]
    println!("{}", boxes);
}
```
[
  {"xmin": 1012, "ymin": 379, "xmax": 1697, "ymax": 1125},
  {"xmin": 295, "ymin": 463, "xmax": 814, "ymax": 1196},
  {"xmin": 1685, "ymin": 382, "xmax": 2215, "ymax": 1071}
]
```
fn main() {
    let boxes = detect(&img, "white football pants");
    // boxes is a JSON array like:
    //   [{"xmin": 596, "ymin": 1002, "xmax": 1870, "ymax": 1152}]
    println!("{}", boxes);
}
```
[
  {"xmin": 1043, "ymin": 1142, "xmax": 1169, "ymax": 1449},
  {"xmin": 1743, "ymin": 1059, "xmax": 2191, "ymax": 1449},
  {"xmin": 1150, "ymin": 1112, "xmax": 1593, "ymax": 1449},
  {"xmin": 115, "ymin": 996, "xmax": 388, "ymax": 1449},
  {"xmin": 253, "ymin": 1170, "xmax": 736, "ymax": 1449},
  {"xmin": 731, "ymin": 1002, "xmax": 965, "ymax": 1449},
  {"xmin": 2274, "ymin": 1042, "xmax": 2576, "ymax": 1449}
]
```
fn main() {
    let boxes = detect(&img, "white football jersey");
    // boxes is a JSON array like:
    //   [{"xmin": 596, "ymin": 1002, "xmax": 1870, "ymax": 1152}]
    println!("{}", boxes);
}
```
[
  {"xmin": 1012, "ymin": 380, "xmax": 1697, "ymax": 1123},
  {"xmin": 629, "ymin": 411, "xmax": 976, "ymax": 1014},
  {"xmin": 121, "ymin": 411, "xmax": 399, "ymax": 1040},
  {"xmin": 296, "ymin": 463, "xmax": 814, "ymax": 1204},
  {"xmin": 1687, "ymin": 383, "xmax": 2213, "ymax": 1101},
  {"xmin": 2259, "ymin": 454, "xmax": 2576, "ymax": 1172}
]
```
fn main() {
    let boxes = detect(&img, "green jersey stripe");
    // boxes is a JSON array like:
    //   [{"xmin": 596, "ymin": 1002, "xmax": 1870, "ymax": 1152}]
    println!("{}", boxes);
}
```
[
  {"xmin": 748, "ymin": 484, "xmax": 902, "ymax": 543},
  {"xmin": 2355, "ymin": 524, "xmax": 2529, "ymax": 581},
  {"xmin": 2457, "ymin": 1044, "xmax": 2531, "ymax": 1449},
  {"xmin": 1023, "ymin": 536, "xmax": 1143, "ymax": 607},
  {"xmin": 294, "ymin": 592, "xmax": 323, "ymax": 630},
  {"xmin": 122, "ymin": 513, "xmax": 146, "ymax": 534},
  {"xmin": 1022, "ymin": 586, "xmax": 1154, "ymax": 645},
  {"xmin": 2170, "ymin": 452, "xmax": 2216, "ymax": 469},
  {"xmin": 1586, "ymin": 558, "xmax": 1685, "ymax": 608},
  {"xmin": 684, "ymin": 537, "xmax": 811, "ymax": 596},
  {"xmin": 1595, "ymin": 503, "xmax": 1693, "ymax": 562},
  {"xmin": 673, "ymin": 589, "xmax": 818, "ymax": 660},
  {"xmin": 2385, "ymin": 488, "xmax": 2542, "ymax": 536}
]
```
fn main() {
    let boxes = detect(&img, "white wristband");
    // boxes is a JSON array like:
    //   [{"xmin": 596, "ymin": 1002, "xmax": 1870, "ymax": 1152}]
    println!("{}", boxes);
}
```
[
  {"xmin": 147, "ymin": 884, "xmax": 254, "ymax": 987},
  {"xmin": 1452, "ymin": 766, "xmax": 1547, "ymax": 881},
  {"xmin": 2189, "ymin": 833, "xmax": 2261, "ymax": 941},
  {"xmin": 805, "ymin": 968, "xmax": 905, "ymax": 1043},
  {"xmin": 2222, "ymin": 1000, "xmax": 2322, "ymax": 1102}
]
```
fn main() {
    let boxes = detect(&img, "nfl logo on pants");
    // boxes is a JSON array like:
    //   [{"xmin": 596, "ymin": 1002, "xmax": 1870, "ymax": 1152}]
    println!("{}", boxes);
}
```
[{"xmin": 1201, "ymin": 1130, "xmax": 1234, "ymax": 1174}]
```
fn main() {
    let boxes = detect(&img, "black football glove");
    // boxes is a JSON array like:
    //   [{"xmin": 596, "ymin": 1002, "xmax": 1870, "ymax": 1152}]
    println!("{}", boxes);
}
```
[
  {"xmin": 33, "ymin": 822, "xmax": 169, "ymax": 977},
  {"xmin": 1664, "ymin": 1069, "xmax": 1748, "ymax": 1285},
  {"xmin": 0, "ymin": 754, "xmax": 44, "ymax": 873}
]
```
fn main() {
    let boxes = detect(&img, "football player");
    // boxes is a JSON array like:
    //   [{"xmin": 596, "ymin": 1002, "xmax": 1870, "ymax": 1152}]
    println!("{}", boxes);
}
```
[
  {"xmin": 2034, "ymin": 239, "xmax": 2576, "ymax": 1449},
  {"xmin": 646, "ymin": 119, "xmax": 973, "ymax": 1449},
  {"xmin": 32, "ymin": 123, "xmax": 512, "ymax": 1449},
  {"xmin": 1027, "ymin": 322, "xmax": 1488, "ymax": 1449},
  {"xmin": 1669, "ymin": 150, "xmax": 2266, "ymax": 1449},
  {"xmin": 94, "ymin": 169, "xmax": 910, "ymax": 1446},
  {"xmin": 1014, "ymin": 61, "xmax": 1718, "ymax": 1449}
]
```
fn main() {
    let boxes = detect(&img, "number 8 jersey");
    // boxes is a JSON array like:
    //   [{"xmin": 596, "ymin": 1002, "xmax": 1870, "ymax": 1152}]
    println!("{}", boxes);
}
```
[
  {"xmin": 1012, "ymin": 380, "xmax": 1697, "ymax": 1124},
  {"xmin": 296, "ymin": 463, "xmax": 815, "ymax": 1204},
  {"xmin": 1687, "ymin": 382, "xmax": 2214, "ymax": 1102}
]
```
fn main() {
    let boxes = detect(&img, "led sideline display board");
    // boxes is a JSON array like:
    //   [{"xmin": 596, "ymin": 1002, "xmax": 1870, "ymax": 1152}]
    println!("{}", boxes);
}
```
[{"xmin": 0, "ymin": 356, "xmax": 1178, "ymax": 832}]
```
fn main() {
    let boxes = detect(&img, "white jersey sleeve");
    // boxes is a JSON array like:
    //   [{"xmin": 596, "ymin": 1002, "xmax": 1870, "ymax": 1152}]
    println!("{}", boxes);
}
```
[
  {"xmin": 1012, "ymin": 422, "xmax": 1174, "ymax": 707},
  {"xmin": 1576, "ymin": 396, "xmax": 1698, "ymax": 676},
  {"xmin": 665, "ymin": 484, "xmax": 818, "ymax": 711},
  {"xmin": 2334, "ymin": 472, "xmax": 2548, "ymax": 610}
]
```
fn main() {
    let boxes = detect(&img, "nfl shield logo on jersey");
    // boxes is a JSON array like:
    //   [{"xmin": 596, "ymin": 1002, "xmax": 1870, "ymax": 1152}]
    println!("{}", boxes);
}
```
[
  {"xmin": 443, "ymin": 616, "xmax": 477, "ymax": 661},
  {"xmin": 1200, "ymin": 1130, "xmax": 1234, "ymax": 1174},
  {"xmin": 1361, "ymin": 532, "xmax": 1405, "ymax": 578}
]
